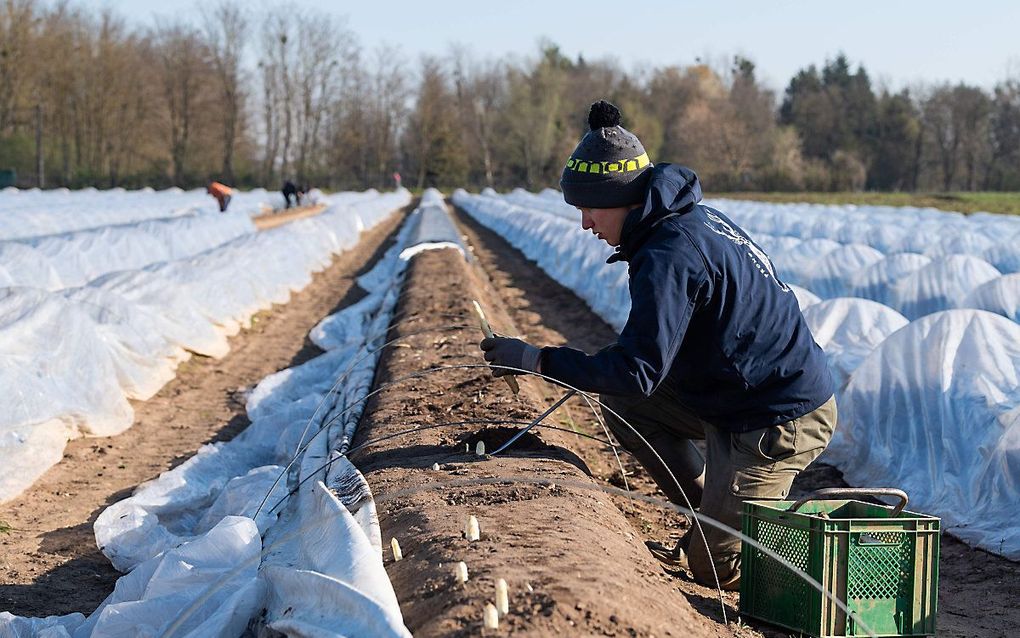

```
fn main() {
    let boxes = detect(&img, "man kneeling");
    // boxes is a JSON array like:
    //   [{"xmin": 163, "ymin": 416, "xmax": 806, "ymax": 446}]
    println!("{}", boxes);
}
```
[{"xmin": 480, "ymin": 100, "xmax": 836, "ymax": 590}]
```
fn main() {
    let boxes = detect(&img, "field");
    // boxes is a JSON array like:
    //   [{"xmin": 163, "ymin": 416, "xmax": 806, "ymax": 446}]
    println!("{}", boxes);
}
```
[{"xmin": 1, "ymin": 188, "xmax": 1018, "ymax": 637}]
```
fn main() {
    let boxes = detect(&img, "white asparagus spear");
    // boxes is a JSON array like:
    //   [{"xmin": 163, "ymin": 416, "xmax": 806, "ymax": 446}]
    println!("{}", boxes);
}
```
[{"xmin": 472, "ymin": 300, "xmax": 521, "ymax": 394}]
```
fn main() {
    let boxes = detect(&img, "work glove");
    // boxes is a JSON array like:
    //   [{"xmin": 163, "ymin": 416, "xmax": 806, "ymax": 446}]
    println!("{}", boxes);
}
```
[{"xmin": 479, "ymin": 336, "xmax": 541, "ymax": 377}]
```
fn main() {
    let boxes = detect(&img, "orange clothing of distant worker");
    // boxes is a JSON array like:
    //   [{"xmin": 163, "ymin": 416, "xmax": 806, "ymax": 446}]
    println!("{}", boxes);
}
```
[{"xmin": 207, "ymin": 181, "xmax": 233, "ymax": 212}]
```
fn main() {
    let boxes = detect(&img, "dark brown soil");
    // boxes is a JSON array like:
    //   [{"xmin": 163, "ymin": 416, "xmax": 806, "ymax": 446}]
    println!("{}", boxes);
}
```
[
  {"xmin": 450, "ymin": 204, "xmax": 1020, "ymax": 638},
  {"xmin": 0, "ymin": 206, "xmax": 409, "ymax": 618},
  {"xmin": 353, "ymin": 244, "xmax": 730, "ymax": 637}
]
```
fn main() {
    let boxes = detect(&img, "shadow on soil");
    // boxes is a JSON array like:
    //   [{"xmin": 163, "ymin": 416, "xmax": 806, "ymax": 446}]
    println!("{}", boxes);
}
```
[
  {"xmin": 354, "ymin": 431, "xmax": 592, "ymax": 480},
  {"xmin": 1, "ymin": 484, "xmax": 133, "ymax": 616}
]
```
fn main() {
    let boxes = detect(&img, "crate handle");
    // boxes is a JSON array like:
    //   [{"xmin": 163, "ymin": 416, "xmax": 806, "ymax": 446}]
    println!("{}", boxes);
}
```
[
  {"xmin": 856, "ymin": 532, "xmax": 903, "ymax": 546},
  {"xmin": 789, "ymin": 488, "xmax": 909, "ymax": 516}
]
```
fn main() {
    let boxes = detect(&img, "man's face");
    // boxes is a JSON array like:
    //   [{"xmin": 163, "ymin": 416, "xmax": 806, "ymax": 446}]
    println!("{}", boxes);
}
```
[{"xmin": 579, "ymin": 206, "xmax": 632, "ymax": 247}]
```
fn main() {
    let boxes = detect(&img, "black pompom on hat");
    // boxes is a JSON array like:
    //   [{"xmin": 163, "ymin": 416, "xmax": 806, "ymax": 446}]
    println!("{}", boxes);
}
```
[{"xmin": 560, "ymin": 100, "xmax": 652, "ymax": 208}]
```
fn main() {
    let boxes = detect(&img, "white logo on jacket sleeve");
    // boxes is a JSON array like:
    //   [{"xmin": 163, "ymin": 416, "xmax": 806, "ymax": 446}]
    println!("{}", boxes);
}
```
[{"xmin": 703, "ymin": 210, "xmax": 790, "ymax": 292}]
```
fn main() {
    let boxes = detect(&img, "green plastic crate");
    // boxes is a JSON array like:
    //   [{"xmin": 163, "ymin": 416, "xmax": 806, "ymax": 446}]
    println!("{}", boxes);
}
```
[{"xmin": 739, "ymin": 489, "xmax": 940, "ymax": 637}]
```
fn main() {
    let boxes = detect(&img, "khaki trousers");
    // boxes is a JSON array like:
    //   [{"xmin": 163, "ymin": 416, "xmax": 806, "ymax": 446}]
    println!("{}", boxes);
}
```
[{"xmin": 601, "ymin": 386, "xmax": 836, "ymax": 588}]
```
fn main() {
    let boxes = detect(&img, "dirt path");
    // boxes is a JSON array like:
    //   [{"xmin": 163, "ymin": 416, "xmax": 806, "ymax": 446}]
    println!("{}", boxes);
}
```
[
  {"xmin": 0, "ymin": 206, "xmax": 409, "ymax": 618},
  {"xmin": 353, "ymin": 242, "xmax": 729, "ymax": 637},
  {"xmin": 450, "ymin": 205, "xmax": 1020, "ymax": 637}
]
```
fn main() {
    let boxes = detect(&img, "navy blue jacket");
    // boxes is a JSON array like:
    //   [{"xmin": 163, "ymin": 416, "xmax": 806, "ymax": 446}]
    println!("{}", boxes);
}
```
[{"xmin": 542, "ymin": 164, "xmax": 834, "ymax": 433}]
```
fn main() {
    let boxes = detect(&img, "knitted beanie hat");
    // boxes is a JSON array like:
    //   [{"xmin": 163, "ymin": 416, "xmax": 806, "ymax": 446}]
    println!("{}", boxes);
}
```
[{"xmin": 559, "ymin": 100, "xmax": 653, "ymax": 208}]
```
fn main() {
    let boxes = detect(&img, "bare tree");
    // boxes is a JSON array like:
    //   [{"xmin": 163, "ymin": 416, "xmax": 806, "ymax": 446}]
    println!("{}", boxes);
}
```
[
  {"xmin": 504, "ymin": 44, "xmax": 570, "ymax": 188},
  {"xmin": 370, "ymin": 45, "xmax": 408, "ymax": 187},
  {"xmin": 202, "ymin": 1, "xmax": 247, "ymax": 182},
  {"xmin": 0, "ymin": 0, "xmax": 36, "ymax": 133},
  {"xmin": 404, "ymin": 56, "xmax": 466, "ymax": 188},
  {"xmin": 293, "ymin": 13, "xmax": 351, "ymax": 184},
  {"xmin": 985, "ymin": 77, "xmax": 1020, "ymax": 189},
  {"xmin": 150, "ymin": 21, "xmax": 208, "ymax": 186},
  {"xmin": 922, "ymin": 84, "xmax": 992, "ymax": 191},
  {"xmin": 257, "ymin": 56, "xmax": 279, "ymax": 183},
  {"xmin": 450, "ymin": 46, "xmax": 504, "ymax": 187}
]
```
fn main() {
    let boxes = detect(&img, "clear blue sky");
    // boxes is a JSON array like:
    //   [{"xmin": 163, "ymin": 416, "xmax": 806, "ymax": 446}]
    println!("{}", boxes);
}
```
[{"xmin": 97, "ymin": 0, "xmax": 1019, "ymax": 91}]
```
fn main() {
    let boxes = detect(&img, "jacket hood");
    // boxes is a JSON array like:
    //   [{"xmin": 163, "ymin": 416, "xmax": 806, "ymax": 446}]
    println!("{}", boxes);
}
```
[{"xmin": 609, "ymin": 164, "xmax": 703, "ymax": 263}]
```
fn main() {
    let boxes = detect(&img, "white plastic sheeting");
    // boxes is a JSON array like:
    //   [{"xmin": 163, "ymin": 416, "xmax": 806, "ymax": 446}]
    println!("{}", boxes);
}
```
[
  {"xmin": 788, "ymin": 284, "xmax": 821, "ymax": 310},
  {"xmin": 848, "ymin": 253, "xmax": 932, "ymax": 306},
  {"xmin": 964, "ymin": 273, "xmax": 1020, "ymax": 323},
  {"xmin": 77, "ymin": 516, "xmax": 265, "ymax": 638},
  {"xmin": 887, "ymin": 255, "xmax": 1001, "ymax": 320},
  {"xmin": 714, "ymin": 197, "xmax": 1020, "ymax": 315},
  {"xmin": 1, "ymin": 288, "xmax": 135, "ymax": 501},
  {"xmin": 771, "ymin": 238, "xmax": 842, "ymax": 288},
  {"xmin": 0, "ymin": 189, "xmax": 410, "ymax": 505},
  {"xmin": 801, "ymin": 298, "xmax": 908, "ymax": 390},
  {"xmin": 825, "ymin": 310, "xmax": 1020, "ymax": 559},
  {"xmin": 0, "ymin": 517, "xmax": 263, "ymax": 638},
  {"xmin": 0, "ymin": 187, "xmax": 285, "ymax": 240},
  {"xmin": 454, "ymin": 189, "xmax": 1020, "ymax": 558},
  {"xmin": 802, "ymin": 243, "xmax": 885, "ymax": 299},
  {"xmin": 0, "ymin": 191, "xmax": 435, "ymax": 637},
  {"xmin": 0, "ymin": 211, "xmax": 255, "ymax": 290}
]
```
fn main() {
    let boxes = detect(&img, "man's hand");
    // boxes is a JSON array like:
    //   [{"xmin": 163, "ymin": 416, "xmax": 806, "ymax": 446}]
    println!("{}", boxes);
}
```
[{"xmin": 479, "ymin": 336, "xmax": 541, "ymax": 377}]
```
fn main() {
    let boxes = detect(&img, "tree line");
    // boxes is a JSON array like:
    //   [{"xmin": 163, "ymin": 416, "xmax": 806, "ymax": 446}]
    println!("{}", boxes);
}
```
[{"xmin": 2, "ymin": 0, "xmax": 1018, "ymax": 193}]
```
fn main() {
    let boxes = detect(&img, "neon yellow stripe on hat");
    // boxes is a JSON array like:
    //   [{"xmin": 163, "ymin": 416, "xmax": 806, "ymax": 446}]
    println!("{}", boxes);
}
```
[{"xmin": 564, "ymin": 152, "xmax": 650, "ymax": 174}]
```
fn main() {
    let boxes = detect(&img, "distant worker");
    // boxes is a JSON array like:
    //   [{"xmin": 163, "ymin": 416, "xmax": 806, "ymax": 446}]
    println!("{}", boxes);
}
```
[
  {"xmin": 282, "ymin": 180, "xmax": 303, "ymax": 209},
  {"xmin": 303, "ymin": 187, "xmax": 323, "ymax": 205},
  {"xmin": 207, "ymin": 181, "xmax": 233, "ymax": 212},
  {"xmin": 393, "ymin": 171, "xmax": 402, "ymax": 189}
]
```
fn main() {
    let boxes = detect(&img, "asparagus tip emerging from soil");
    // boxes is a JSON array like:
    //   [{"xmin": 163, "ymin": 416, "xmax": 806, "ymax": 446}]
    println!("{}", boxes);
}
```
[
  {"xmin": 484, "ymin": 602, "xmax": 499, "ymax": 628},
  {"xmin": 465, "ymin": 514, "xmax": 480, "ymax": 541},
  {"xmin": 496, "ymin": 578, "xmax": 509, "ymax": 615}
]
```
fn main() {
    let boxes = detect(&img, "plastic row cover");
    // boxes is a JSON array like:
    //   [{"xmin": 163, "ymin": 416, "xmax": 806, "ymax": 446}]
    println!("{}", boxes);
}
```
[
  {"xmin": 0, "ymin": 187, "xmax": 286, "ymax": 241},
  {"xmin": 709, "ymin": 198, "xmax": 1020, "ymax": 322},
  {"xmin": 710, "ymin": 197, "xmax": 1020, "ymax": 263},
  {"xmin": 0, "ymin": 190, "xmax": 411, "ymax": 505},
  {"xmin": 823, "ymin": 310, "xmax": 1020, "ymax": 559},
  {"xmin": 0, "ymin": 191, "xmax": 427, "ymax": 637},
  {"xmin": 0, "ymin": 211, "xmax": 255, "ymax": 290},
  {"xmin": 750, "ymin": 231, "xmax": 1009, "ymax": 321},
  {"xmin": 84, "ymin": 195, "xmax": 453, "ymax": 635}
]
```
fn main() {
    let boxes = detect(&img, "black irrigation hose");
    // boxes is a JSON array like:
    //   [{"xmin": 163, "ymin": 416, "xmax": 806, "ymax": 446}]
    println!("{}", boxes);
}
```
[
  {"xmin": 262, "ymin": 417, "xmax": 618, "ymax": 518},
  {"xmin": 580, "ymin": 392, "xmax": 630, "ymax": 492}
]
